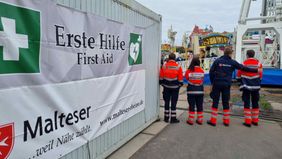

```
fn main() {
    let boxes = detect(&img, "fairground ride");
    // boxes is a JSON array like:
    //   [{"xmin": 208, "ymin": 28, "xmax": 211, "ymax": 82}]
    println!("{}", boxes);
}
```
[{"xmin": 236, "ymin": 0, "xmax": 282, "ymax": 85}]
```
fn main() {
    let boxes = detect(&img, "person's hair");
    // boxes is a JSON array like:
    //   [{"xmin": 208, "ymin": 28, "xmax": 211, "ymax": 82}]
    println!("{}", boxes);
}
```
[
  {"xmin": 200, "ymin": 49, "xmax": 206, "ymax": 58},
  {"xmin": 189, "ymin": 56, "xmax": 200, "ymax": 71},
  {"xmin": 169, "ymin": 53, "xmax": 176, "ymax": 60},
  {"xmin": 246, "ymin": 50, "xmax": 255, "ymax": 58},
  {"xmin": 224, "ymin": 47, "xmax": 233, "ymax": 56}
]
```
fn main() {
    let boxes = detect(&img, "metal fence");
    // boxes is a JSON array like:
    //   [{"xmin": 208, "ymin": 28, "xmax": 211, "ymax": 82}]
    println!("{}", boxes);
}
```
[{"xmin": 55, "ymin": 0, "xmax": 162, "ymax": 158}]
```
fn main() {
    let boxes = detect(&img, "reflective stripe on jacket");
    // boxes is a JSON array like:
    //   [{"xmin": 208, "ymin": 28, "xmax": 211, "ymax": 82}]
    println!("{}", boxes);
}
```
[{"xmin": 237, "ymin": 58, "xmax": 263, "ymax": 91}]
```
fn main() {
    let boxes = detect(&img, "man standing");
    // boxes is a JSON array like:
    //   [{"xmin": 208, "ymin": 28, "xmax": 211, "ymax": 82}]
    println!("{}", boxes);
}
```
[
  {"xmin": 237, "ymin": 50, "xmax": 263, "ymax": 127},
  {"xmin": 208, "ymin": 48, "xmax": 257, "ymax": 127},
  {"xmin": 160, "ymin": 53, "xmax": 183, "ymax": 123}
]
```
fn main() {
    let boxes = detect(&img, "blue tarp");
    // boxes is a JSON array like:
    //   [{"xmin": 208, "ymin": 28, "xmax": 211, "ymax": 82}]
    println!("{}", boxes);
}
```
[
  {"xmin": 183, "ymin": 68, "xmax": 282, "ymax": 86},
  {"xmin": 260, "ymin": 68, "xmax": 282, "ymax": 85}
]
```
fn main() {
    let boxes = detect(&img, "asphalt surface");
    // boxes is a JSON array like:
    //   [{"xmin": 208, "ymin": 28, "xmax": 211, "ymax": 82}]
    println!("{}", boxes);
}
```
[{"xmin": 131, "ymin": 113, "xmax": 282, "ymax": 159}]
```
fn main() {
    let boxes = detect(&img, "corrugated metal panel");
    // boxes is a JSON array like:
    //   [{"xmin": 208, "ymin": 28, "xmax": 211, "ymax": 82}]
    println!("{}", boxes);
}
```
[{"xmin": 55, "ymin": 0, "xmax": 161, "ymax": 158}]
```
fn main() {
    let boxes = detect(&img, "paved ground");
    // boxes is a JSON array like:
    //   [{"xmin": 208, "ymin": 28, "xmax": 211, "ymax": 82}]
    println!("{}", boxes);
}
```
[
  {"xmin": 107, "ymin": 108, "xmax": 185, "ymax": 159},
  {"xmin": 131, "ymin": 112, "xmax": 282, "ymax": 159},
  {"xmin": 110, "ymin": 86, "xmax": 282, "ymax": 159},
  {"xmin": 131, "ymin": 86, "xmax": 282, "ymax": 159}
]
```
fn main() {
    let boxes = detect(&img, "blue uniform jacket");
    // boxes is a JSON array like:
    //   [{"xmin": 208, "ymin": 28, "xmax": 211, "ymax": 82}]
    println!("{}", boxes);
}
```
[{"xmin": 209, "ymin": 55, "xmax": 257, "ymax": 86}]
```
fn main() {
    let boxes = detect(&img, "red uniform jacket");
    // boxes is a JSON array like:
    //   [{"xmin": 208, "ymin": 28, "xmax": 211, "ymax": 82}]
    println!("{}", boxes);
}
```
[
  {"xmin": 185, "ymin": 66, "xmax": 204, "ymax": 94},
  {"xmin": 160, "ymin": 60, "xmax": 183, "ymax": 89},
  {"xmin": 237, "ymin": 58, "xmax": 263, "ymax": 91}
]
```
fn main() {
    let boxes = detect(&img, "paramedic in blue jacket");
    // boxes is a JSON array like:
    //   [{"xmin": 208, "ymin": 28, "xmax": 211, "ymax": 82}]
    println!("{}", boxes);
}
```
[{"xmin": 207, "ymin": 47, "xmax": 258, "ymax": 127}]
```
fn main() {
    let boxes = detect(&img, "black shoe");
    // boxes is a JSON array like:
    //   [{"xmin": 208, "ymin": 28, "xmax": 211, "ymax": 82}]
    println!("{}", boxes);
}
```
[
  {"xmin": 223, "ymin": 123, "xmax": 229, "ymax": 127},
  {"xmin": 243, "ymin": 123, "xmax": 251, "ymax": 128},
  {"xmin": 252, "ymin": 122, "xmax": 258, "ymax": 126},
  {"xmin": 170, "ymin": 118, "xmax": 180, "ymax": 124},
  {"xmin": 164, "ymin": 117, "xmax": 169, "ymax": 123},
  {"xmin": 207, "ymin": 120, "xmax": 216, "ymax": 127}
]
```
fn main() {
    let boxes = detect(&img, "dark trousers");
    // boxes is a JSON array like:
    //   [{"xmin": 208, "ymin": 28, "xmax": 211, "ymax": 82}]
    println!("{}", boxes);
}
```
[
  {"xmin": 163, "ymin": 87, "xmax": 179, "ymax": 118},
  {"xmin": 210, "ymin": 84, "xmax": 231, "ymax": 110},
  {"xmin": 242, "ymin": 90, "xmax": 259, "ymax": 109},
  {"xmin": 188, "ymin": 94, "xmax": 203, "ymax": 112}
]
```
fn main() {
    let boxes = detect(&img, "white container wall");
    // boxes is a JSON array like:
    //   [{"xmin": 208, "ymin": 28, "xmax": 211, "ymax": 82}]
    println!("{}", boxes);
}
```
[{"xmin": 55, "ymin": 0, "xmax": 162, "ymax": 158}]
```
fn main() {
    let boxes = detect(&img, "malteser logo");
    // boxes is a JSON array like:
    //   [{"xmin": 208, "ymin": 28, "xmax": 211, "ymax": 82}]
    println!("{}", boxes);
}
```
[
  {"xmin": 0, "ymin": 123, "xmax": 14, "ymax": 159},
  {"xmin": 0, "ymin": 2, "xmax": 40, "ymax": 74},
  {"xmin": 128, "ymin": 33, "xmax": 142, "ymax": 65}
]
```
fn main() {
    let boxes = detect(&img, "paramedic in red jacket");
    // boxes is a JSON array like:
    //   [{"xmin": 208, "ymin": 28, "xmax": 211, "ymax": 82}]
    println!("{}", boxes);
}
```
[
  {"xmin": 160, "ymin": 53, "xmax": 183, "ymax": 123},
  {"xmin": 237, "ymin": 50, "xmax": 263, "ymax": 127},
  {"xmin": 185, "ymin": 57, "xmax": 205, "ymax": 125}
]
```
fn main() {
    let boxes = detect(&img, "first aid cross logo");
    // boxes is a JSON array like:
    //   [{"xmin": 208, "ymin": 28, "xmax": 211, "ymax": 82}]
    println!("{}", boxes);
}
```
[{"xmin": 0, "ymin": 2, "xmax": 40, "ymax": 74}]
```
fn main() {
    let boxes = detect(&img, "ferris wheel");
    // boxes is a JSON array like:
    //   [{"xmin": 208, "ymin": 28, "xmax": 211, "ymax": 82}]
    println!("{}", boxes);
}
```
[{"xmin": 235, "ymin": 0, "xmax": 282, "ymax": 85}]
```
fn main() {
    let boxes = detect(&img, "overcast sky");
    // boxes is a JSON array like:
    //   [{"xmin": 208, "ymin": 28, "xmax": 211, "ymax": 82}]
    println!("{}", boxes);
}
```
[{"xmin": 135, "ymin": 0, "xmax": 261, "ymax": 45}]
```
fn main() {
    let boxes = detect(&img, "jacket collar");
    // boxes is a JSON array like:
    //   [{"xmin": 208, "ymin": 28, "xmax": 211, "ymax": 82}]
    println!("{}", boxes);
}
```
[{"xmin": 222, "ymin": 55, "xmax": 231, "ymax": 59}]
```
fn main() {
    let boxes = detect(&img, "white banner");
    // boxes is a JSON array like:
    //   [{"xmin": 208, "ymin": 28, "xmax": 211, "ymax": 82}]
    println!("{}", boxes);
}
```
[
  {"xmin": 1, "ymin": 70, "xmax": 145, "ymax": 159},
  {"xmin": 0, "ymin": 0, "xmax": 146, "ymax": 159},
  {"xmin": 0, "ymin": 0, "xmax": 145, "ymax": 89}
]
